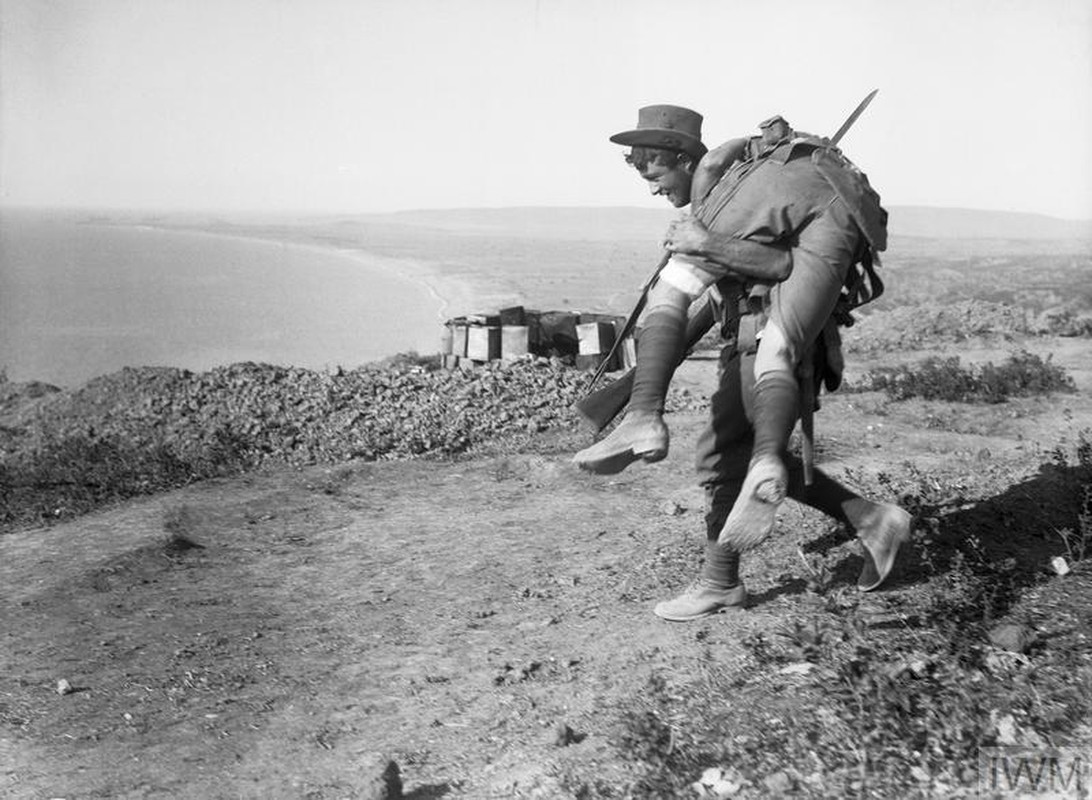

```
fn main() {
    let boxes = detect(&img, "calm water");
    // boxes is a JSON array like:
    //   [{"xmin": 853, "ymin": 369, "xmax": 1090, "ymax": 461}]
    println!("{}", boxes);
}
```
[{"xmin": 0, "ymin": 212, "xmax": 445, "ymax": 387}]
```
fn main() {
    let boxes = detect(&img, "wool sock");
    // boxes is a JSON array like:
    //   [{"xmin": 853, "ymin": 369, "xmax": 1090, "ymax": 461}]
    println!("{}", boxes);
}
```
[
  {"xmin": 700, "ymin": 498, "xmax": 742, "ymax": 588},
  {"xmin": 701, "ymin": 541, "xmax": 741, "ymax": 589},
  {"xmin": 750, "ymin": 371, "xmax": 800, "ymax": 461},
  {"xmin": 629, "ymin": 306, "xmax": 686, "ymax": 413}
]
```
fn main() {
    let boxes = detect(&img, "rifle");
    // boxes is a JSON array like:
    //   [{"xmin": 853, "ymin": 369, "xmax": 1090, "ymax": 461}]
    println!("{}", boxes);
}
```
[{"xmin": 575, "ymin": 290, "xmax": 716, "ymax": 432}]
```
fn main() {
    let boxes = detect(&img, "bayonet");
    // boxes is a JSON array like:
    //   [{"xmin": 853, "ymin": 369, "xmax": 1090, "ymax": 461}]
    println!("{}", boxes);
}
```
[{"xmin": 830, "ymin": 89, "xmax": 878, "ymax": 146}]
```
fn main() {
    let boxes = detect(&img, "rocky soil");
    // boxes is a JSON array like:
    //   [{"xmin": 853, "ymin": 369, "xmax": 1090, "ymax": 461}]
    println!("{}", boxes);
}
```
[{"xmin": 2, "ymin": 315, "xmax": 1091, "ymax": 798}]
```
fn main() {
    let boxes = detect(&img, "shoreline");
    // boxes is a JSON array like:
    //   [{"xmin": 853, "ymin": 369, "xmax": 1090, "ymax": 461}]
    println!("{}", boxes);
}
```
[
  {"xmin": 2, "ymin": 216, "xmax": 489, "ymax": 388},
  {"xmin": 116, "ymin": 221, "xmax": 485, "ymax": 327}
]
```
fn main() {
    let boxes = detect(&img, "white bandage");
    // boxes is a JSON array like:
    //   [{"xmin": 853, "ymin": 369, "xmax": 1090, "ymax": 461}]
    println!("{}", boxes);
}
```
[
  {"xmin": 754, "ymin": 320, "xmax": 793, "ymax": 378},
  {"xmin": 658, "ymin": 256, "xmax": 719, "ymax": 301}
]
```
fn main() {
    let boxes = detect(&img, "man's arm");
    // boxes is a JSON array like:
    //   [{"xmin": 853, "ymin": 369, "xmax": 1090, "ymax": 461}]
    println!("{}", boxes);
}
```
[
  {"xmin": 691, "ymin": 137, "xmax": 749, "ymax": 206},
  {"xmin": 664, "ymin": 216, "xmax": 792, "ymax": 281}
]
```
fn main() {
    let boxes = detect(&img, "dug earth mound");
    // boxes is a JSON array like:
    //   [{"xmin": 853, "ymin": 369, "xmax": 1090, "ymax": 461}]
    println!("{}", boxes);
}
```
[{"xmin": 2, "ymin": 328, "xmax": 1092, "ymax": 797}]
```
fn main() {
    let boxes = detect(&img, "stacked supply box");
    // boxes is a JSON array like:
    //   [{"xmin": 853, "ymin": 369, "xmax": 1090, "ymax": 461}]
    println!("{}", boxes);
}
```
[
  {"xmin": 575, "ymin": 318, "xmax": 616, "ymax": 372},
  {"xmin": 499, "ymin": 306, "xmax": 531, "ymax": 361},
  {"xmin": 440, "ymin": 305, "xmax": 629, "ymax": 372}
]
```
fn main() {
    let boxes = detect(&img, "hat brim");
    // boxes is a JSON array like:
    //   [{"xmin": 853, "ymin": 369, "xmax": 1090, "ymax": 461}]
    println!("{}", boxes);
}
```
[{"xmin": 610, "ymin": 128, "xmax": 707, "ymax": 160}]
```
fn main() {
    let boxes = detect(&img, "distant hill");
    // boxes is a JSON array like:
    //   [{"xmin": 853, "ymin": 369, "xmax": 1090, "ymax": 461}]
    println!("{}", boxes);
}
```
[
  {"xmin": 886, "ymin": 206, "xmax": 1092, "ymax": 240},
  {"xmin": 372, "ymin": 205, "xmax": 1092, "ymax": 242},
  {"xmin": 378, "ymin": 206, "xmax": 673, "ymax": 242}
]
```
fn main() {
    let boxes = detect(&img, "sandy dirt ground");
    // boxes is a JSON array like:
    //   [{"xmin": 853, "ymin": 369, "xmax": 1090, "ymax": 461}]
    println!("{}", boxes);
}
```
[{"xmin": 2, "ymin": 337, "xmax": 1091, "ymax": 798}]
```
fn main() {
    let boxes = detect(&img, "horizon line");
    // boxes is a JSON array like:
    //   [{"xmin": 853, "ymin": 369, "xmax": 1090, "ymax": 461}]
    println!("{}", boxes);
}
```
[{"xmin": 1, "ymin": 201, "xmax": 1090, "ymax": 225}]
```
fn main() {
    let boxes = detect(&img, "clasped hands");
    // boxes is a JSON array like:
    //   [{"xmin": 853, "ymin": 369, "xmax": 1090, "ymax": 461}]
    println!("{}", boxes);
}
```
[{"xmin": 662, "ymin": 215, "xmax": 709, "ymax": 257}]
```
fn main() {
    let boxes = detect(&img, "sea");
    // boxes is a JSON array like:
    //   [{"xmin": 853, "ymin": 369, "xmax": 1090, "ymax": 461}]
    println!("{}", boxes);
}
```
[{"xmin": 0, "ymin": 211, "xmax": 448, "ymax": 388}]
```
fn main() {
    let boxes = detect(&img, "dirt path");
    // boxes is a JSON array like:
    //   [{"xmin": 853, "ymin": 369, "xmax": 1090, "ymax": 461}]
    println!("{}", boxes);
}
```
[{"xmin": 3, "ymin": 339, "xmax": 1091, "ymax": 798}]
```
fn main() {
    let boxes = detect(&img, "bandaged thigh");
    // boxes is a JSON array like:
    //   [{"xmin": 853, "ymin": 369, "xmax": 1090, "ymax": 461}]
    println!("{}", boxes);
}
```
[
  {"xmin": 753, "ymin": 320, "xmax": 792, "ymax": 380},
  {"xmin": 658, "ymin": 256, "xmax": 719, "ymax": 303}
]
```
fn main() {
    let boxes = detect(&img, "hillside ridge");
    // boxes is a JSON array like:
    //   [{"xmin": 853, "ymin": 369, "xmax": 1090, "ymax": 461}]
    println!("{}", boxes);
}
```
[{"xmin": 366, "ymin": 204, "xmax": 1092, "ymax": 241}]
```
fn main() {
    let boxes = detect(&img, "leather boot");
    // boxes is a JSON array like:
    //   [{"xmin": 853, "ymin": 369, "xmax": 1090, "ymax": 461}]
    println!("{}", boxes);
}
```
[
  {"xmin": 572, "ymin": 410, "xmax": 669, "ymax": 474},
  {"xmin": 573, "ymin": 304, "xmax": 682, "ymax": 474},
  {"xmin": 655, "ymin": 500, "xmax": 746, "ymax": 621},
  {"xmin": 654, "ymin": 580, "xmax": 747, "ymax": 621},
  {"xmin": 847, "ymin": 500, "xmax": 913, "ymax": 590}
]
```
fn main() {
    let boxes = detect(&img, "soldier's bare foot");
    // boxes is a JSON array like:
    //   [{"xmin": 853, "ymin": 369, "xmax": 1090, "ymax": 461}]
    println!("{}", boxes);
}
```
[{"xmin": 572, "ymin": 411, "xmax": 669, "ymax": 475}]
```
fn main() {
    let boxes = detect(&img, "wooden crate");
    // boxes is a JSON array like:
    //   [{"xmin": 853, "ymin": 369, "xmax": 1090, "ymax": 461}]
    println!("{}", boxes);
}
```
[
  {"xmin": 450, "ymin": 324, "xmax": 469, "ymax": 357},
  {"xmin": 501, "ymin": 325, "xmax": 531, "ymax": 359},
  {"xmin": 465, "ymin": 326, "xmax": 501, "ymax": 361},
  {"xmin": 499, "ymin": 306, "xmax": 526, "ymax": 326},
  {"xmin": 576, "ymin": 321, "xmax": 616, "ymax": 355},
  {"xmin": 535, "ymin": 311, "xmax": 579, "ymax": 357}
]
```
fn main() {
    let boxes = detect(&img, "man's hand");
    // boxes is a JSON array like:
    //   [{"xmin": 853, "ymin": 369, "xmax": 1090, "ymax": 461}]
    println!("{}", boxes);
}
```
[
  {"xmin": 663, "ymin": 216, "xmax": 710, "ymax": 257},
  {"xmin": 663, "ymin": 217, "xmax": 792, "ymax": 282}
]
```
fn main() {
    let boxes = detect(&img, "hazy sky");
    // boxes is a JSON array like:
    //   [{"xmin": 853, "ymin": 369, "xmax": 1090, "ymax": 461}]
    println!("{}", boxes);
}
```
[{"xmin": 2, "ymin": 0, "xmax": 1090, "ymax": 219}]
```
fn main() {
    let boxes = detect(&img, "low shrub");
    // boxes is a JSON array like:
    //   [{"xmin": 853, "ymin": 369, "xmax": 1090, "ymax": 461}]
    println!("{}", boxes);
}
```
[
  {"xmin": 848, "ymin": 351, "xmax": 1075, "ymax": 403},
  {"xmin": 0, "ymin": 357, "xmax": 593, "ymax": 529}
]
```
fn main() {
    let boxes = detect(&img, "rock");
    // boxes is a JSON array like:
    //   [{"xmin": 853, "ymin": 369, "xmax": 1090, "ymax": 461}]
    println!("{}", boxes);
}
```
[
  {"xmin": 553, "ymin": 722, "xmax": 582, "ymax": 747},
  {"xmin": 995, "ymin": 713, "xmax": 1019, "ymax": 745},
  {"xmin": 360, "ymin": 756, "xmax": 402, "ymax": 800},
  {"xmin": 910, "ymin": 765, "xmax": 930, "ymax": 783},
  {"xmin": 763, "ymin": 770, "xmax": 793, "ymax": 794},
  {"xmin": 659, "ymin": 500, "xmax": 685, "ymax": 516},
  {"xmin": 692, "ymin": 767, "xmax": 745, "ymax": 798},
  {"xmin": 988, "ymin": 623, "xmax": 1035, "ymax": 653},
  {"xmin": 698, "ymin": 767, "xmax": 724, "ymax": 786}
]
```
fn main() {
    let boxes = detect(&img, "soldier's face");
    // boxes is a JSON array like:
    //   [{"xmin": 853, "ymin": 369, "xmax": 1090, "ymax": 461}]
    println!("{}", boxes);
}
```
[{"xmin": 638, "ymin": 161, "xmax": 692, "ymax": 208}]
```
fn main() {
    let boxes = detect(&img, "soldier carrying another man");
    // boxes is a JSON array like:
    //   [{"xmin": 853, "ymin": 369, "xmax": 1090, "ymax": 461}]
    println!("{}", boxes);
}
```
[{"xmin": 574, "ymin": 104, "xmax": 912, "ymax": 621}]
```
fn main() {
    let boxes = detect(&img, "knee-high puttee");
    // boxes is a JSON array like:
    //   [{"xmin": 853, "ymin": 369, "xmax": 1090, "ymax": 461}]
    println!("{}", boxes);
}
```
[
  {"xmin": 628, "ymin": 305, "xmax": 685, "ymax": 414},
  {"xmin": 750, "ymin": 371, "xmax": 799, "ymax": 462}
]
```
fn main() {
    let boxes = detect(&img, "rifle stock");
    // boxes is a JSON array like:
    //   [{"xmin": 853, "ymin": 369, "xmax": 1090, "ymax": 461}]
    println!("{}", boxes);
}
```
[{"xmin": 574, "ymin": 291, "xmax": 717, "ymax": 433}]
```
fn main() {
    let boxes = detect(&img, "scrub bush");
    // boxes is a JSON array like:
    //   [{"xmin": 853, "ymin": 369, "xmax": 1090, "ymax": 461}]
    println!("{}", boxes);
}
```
[
  {"xmin": 0, "ymin": 357, "xmax": 593, "ymax": 529},
  {"xmin": 849, "ymin": 351, "xmax": 1075, "ymax": 403}
]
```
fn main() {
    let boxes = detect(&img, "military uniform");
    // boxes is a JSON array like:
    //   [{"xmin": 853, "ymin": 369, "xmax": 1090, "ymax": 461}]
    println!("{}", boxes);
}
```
[
  {"xmin": 577, "ymin": 108, "xmax": 910, "ymax": 620},
  {"xmin": 661, "ymin": 130, "xmax": 898, "ymax": 618}
]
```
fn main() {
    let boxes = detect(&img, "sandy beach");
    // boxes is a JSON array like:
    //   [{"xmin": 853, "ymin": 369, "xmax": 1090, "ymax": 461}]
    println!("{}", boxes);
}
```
[
  {"xmin": 137, "ymin": 209, "xmax": 671, "ymax": 317},
  {"xmin": 137, "ymin": 221, "xmax": 488, "ymax": 326}
]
